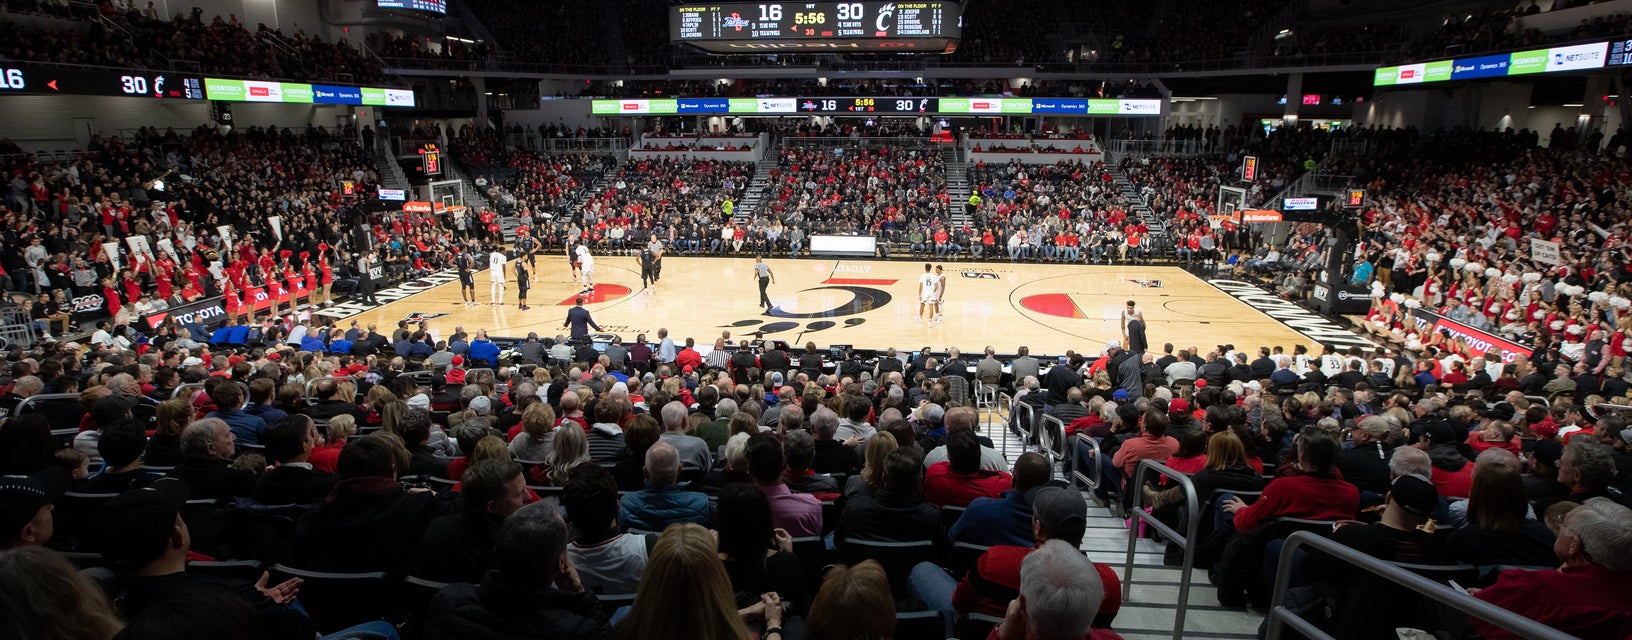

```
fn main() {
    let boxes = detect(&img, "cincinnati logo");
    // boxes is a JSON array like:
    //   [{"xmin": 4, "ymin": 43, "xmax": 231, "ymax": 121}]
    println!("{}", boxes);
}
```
[
  {"xmin": 720, "ymin": 284, "xmax": 890, "ymax": 338},
  {"xmin": 1127, "ymin": 279, "xmax": 1164, "ymax": 288},
  {"xmin": 401, "ymin": 312, "xmax": 452, "ymax": 324},
  {"xmin": 961, "ymin": 272, "xmax": 999, "ymax": 279}
]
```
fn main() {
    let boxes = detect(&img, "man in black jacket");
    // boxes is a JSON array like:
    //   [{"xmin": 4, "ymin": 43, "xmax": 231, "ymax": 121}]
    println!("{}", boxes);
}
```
[
  {"xmin": 836, "ymin": 448, "xmax": 947, "ymax": 557},
  {"xmin": 424, "ymin": 500, "xmax": 611, "ymax": 640},
  {"xmin": 294, "ymin": 435, "xmax": 455, "ymax": 572},
  {"xmin": 303, "ymin": 379, "xmax": 368, "ymax": 423},
  {"xmin": 401, "ymin": 408, "xmax": 451, "ymax": 478},
  {"xmin": 255, "ymin": 415, "xmax": 341, "ymax": 505},
  {"xmin": 1250, "ymin": 347, "xmax": 1276, "ymax": 379},
  {"xmin": 169, "ymin": 418, "xmax": 256, "ymax": 501},
  {"xmin": 411, "ymin": 459, "xmax": 527, "ymax": 584},
  {"xmin": 808, "ymin": 407, "xmax": 862, "ymax": 475},
  {"xmin": 98, "ymin": 479, "xmax": 320, "ymax": 640},
  {"xmin": 760, "ymin": 343, "xmax": 791, "ymax": 376}
]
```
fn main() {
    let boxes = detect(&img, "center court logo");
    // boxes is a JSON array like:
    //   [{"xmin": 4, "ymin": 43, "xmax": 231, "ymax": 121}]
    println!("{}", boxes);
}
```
[{"xmin": 1126, "ymin": 279, "xmax": 1164, "ymax": 288}]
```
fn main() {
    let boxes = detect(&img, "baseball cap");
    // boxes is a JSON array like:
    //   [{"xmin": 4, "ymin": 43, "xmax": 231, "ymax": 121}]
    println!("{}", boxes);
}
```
[
  {"xmin": 682, "ymin": 365, "xmax": 695, "ymax": 374},
  {"xmin": 1424, "ymin": 421, "xmax": 1460, "ymax": 446},
  {"xmin": 1112, "ymin": 389, "xmax": 1129, "ymax": 401},
  {"xmin": 451, "ymin": 355, "xmax": 464, "ymax": 366},
  {"xmin": 0, "ymin": 467, "xmax": 70, "ymax": 541},
  {"xmin": 92, "ymin": 394, "xmax": 139, "ymax": 427},
  {"xmin": 1387, "ymin": 474, "xmax": 1439, "ymax": 517},
  {"xmin": 1169, "ymin": 398, "xmax": 1190, "ymax": 414},
  {"xmin": 406, "ymin": 393, "xmax": 431, "ymax": 410},
  {"xmin": 181, "ymin": 356, "xmax": 204, "ymax": 367},
  {"xmin": 469, "ymin": 396, "xmax": 492, "ymax": 415},
  {"xmin": 1105, "ymin": 340, "xmax": 1122, "ymax": 350},
  {"xmin": 265, "ymin": 351, "xmax": 282, "ymax": 361},
  {"xmin": 917, "ymin": 403, "xmax": 946, "ymax": 424},
  {"xmin": 1620, "ymin": 427, "xmax": 1632, "ymax": 447},
  {"xmin": 1031, "ymin": 486, "xmax": 1088, "ymax": 532},
  {"xmin": 96, "ymin": 478, "xmax": 191, "ymax": 569},
  {"xmin": 769, "ymin": 371, "xmax": 784, "ymax": 387}
]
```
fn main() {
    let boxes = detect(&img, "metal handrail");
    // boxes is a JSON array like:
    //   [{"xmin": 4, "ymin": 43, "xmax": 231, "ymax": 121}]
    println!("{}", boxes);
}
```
[
  {"xmin": 1070, "ymin": 432, "xmax": 1102, "ymax": 493},
  {"xmin": 1122, "ymin": 459, "xmax": 1201, "ymax": 640},
  {"xmin": 1013, "ymin": 401, "xmax": 1037, "ymax": 451},
  {"xmin": 1038, "ymin": 414, "xmax": 1065, "ymax": 464},
  {"xmin": 1266, "ymin": 531, "xmax": 1580, "ymax": 640}
]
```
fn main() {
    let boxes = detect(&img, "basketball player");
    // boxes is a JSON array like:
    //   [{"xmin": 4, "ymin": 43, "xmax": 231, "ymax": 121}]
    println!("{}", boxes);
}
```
[
  {"xmin": 754, "ymin": 256, "xmax": 776, "ymax": 311},
  {"xmin": 916, "ymin": 263, "xmax": 936, "ymax": 323},
  {"xmin": 639, "ymin": 244, "xmax": 657, "ymax": 292},
  {"xmin": 1120, "ymin": 300, "xmax": 1143, "ymax": 346},
  {"xmin": 518, "ymin": 229, "xmax": 538, "ymax": 268},
  {"xmin": 516, "ymin": 260, "xmax": 531, "ymax": 310},
  {"xmin": 489, "ymin": 246, "xmax": 507, "ymax": 305},
  {"xmin": 646, "ymin": 236, "xmax": 664, "ymax": 282},
  {"xmin": 576, "ymin": 244, "xmax": 595, "ymax": 295},
  {"xmin": 456, "ymin": 249, "xmax": 476, "ymax": 307},
  {"xmin": 930, "ymin": 264, "xmax": 947, "ymax": 325},
  {"xmin": 567, "ymin": 240, "xmax": 581, "ymax": 282}
]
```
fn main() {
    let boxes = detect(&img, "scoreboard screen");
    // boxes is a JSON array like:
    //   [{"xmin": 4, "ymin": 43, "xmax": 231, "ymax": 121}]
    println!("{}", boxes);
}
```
[
  {"xmin": 377, "ymin": 0, "xmax": 445, "ymax": 13},
  {"xmin": 797, "ymin": 97, "xmax": 936, "ymax": 113},
  {"xmin": 672, "ymin": 2, "xmax": 961, "ymax": 53}
]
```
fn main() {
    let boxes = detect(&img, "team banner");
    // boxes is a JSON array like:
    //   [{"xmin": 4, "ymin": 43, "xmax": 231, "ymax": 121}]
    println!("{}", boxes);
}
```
[
  {"xmin": 1530, "ymin": 238, "xmax": 1560, "ymax": 266},
  {"xmin": 269, "ymin": 215, "xmax": 283, "ymax": 241},
  {"xmin": 102, "ymin": 241, "xmax": 120, "ymax": 264},
  {"xmin": 157, "ymin": 238, "xmax": 179, "ymax": 260},
  {"xmin": 143, "ymin": 295, "xmax": 228, "ymax": 331},
  {"xmin": 1408, "ymin": 308, "xmax": 1534, "ymax": 363}
]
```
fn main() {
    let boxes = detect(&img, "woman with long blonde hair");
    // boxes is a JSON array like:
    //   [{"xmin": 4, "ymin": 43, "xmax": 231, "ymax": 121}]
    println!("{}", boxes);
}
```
[
  {"xmin": 616, "ymin": 523, "xmax": 774, "ymax": 640},
  {"xmin": 0, "ymin": 546, "xmax": 123, "ymax": 640},
  {"xmin": 544, "ymin": 423, "xmax": 589, "ymax": 486},
  {"xmin": 846, "ymin": 431, "xmax": 899, "ymax": 499}
]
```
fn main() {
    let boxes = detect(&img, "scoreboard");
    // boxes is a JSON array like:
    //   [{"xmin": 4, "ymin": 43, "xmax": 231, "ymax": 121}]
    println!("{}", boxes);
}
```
[
  {"xmin": 798, "ymin": 97, "xmax": 935, "ymax": 113},
  {"xmin": 0, "ymin": 62, "xmax": 203, "ymax": 99},
  {"xmin": 672, "ymin": 2, "xmax": 961, "ymax": 52}
]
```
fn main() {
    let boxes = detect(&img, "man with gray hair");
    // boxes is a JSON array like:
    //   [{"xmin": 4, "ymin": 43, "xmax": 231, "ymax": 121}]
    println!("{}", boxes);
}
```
[
  {"xmin": 992, "ymin": 539, "xmax": 1114, "ymax": 640},
  {"xmin": 1471, "ymin": 498, "xmax": 1632, "ymax": 638},
  {"xmin": 808, "ymin": 406, "xmax": 861, "ymax": 475},
  {"xmin": 775, "ymin": 403, "xmax": 805, "ymax": 435},
  {"xmin": 658, "ymin": 401, "xmax": 711, "ymax": 473},
  {"xmin": 619, "ymin": 441, "xmax": 711, "ymax": 531},
  {"xmin": 425, "ymin": 501, "xmax": 611, "ymax": 637},
  {"xmin": 693, "ymin": 398, "xmax": 736, "ymax": 450},
  {"xmin": 1336, "ymin": 415, "xmax": 1395, "ymax": 496},
  {"xmin": 170, "ymin": 418, "xmax": 256, "ymax": 501},
  {"xmin": 1389, "ymin": 446, "xmax": 1432, "ymax": 481}
]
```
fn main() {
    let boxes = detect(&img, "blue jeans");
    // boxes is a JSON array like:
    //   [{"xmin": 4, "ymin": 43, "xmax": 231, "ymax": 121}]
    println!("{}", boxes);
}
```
[
  {"xmin": 910, "ymin": 561, "xmax": 957, "ymax": 636},
  {"xmin": 1061, "ymin": 246, "xmax": 1080, "ymax": 261},
  {"xmin": 789, "ymin": 240, "xmax": 802, "ymax": 257},
  {"xmin": 320, "ymin": 620, "xmax": 400, "ymax": 639}
]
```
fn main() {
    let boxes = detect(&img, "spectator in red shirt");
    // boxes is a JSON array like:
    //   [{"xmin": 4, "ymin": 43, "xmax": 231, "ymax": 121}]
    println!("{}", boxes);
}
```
[
  {"xmin": 924, "ymin": 429, "xmax": 1012, "ymax": 508},
  {"xmin": 1110, "ymin": 409, "xmax": 1179, "ymax": 480},
  {"xmin": 674, "ymin": 338, "xmax": 703, "ymax": 373}
]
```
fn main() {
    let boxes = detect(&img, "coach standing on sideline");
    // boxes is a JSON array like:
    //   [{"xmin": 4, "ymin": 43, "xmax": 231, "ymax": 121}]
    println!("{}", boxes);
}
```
[
  {"xmin": 563, "ymin": 298, "xmax": 601, "ymax": 345},
  {"xmin": 755, "ymin": 256, "xmax": 776, "ymax": 311}
]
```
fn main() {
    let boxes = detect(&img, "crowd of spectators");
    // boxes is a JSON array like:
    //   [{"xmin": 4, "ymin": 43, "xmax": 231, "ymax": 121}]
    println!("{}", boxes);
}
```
[
  {"xmin": 1, "ymin": 6, "xmax": 382, "ymax": 83},
  {"xmin": 2, "ymin": 272, "xmax": 1630, "ymax": 638},
  {"xmin": 368, "ymin": 33, "xmax": 493, "ymax": 63},
  {"xmin": 1406, "ymin": 5, "xmax": 1632, "ymax": 62},
  {"xmin": 461, "ymin": 0, "xmax": 612, "ymax": 68},
  {"xmin": 759, "ymin": 145, "xmax": 949, "ymax": 238}
]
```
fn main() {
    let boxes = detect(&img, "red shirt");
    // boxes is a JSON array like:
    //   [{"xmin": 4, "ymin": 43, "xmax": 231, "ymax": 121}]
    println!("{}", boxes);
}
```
[
  {"xmin": 1232, "ymin": 472, "xmax": 1359, "ymax": 532},
  {"xmin": 953, "ymin": 544, "xmax": 1122, "ymax": 621},
  {"xmin": 1472, "ymin": 564, "xmax": 1632, "ymax": 640},
  {"xmin": 309, "ymin": 442, "xmax": 345, "ymax": 474},
  {"xmin": 1430, "ymin": 462, "xmax": 1473, "ymax": 499},
  {"xmin": 923, "ymin": 461, "xmax": 1011, "ymax": 508}
]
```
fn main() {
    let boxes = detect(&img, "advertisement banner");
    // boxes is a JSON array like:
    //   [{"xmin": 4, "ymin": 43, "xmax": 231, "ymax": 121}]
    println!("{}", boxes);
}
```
[
  {"xmin": 1409, "ymin": 308, "xmax": 1533, "ymax": 363},
  {"xmin": 204, "ymin": 78, "xmax": 245, "ymax": 101},
  {"xmin": 384, "ymin": 88, "xmax": 415, "ymax": 106},
  {"xmin": 360, "ymin": 88, "xmax": 388, "ymax": 106},
  {"xmin": 1508, "ymin": 48, "xmax": 1550, "ymax": 75},
  {"xmin": 1239, "ymin": 209, "xmax": 1283, "ymax": 223},
  {"xmin": 242, "ymin": 80, "xmax": 285, "ymax": 102},
  {"xmin": 1530, "ymin": 238, "xmax": 1561, "ymax": 265},
  {"xmin": 403, "ymin": 201, "xmax": 435, "ymax": 213},
  {"xmin": 313, "ymin": 84, "xmax": 364, "ymax": 104},
  {"xmin": 378, "ymin": 188, "xmax": 407, "ymax": 201},
  {"xmin": 1546, "ymin": 41, "xmax": 1607, "ymax": 71},
  {"xmin": 143, "ymin": 296, "xmax": 228, "ymax": 331},
  {"xmin": 1451, "ymin": 54, "xmax": 1511, "ymax": 79}
]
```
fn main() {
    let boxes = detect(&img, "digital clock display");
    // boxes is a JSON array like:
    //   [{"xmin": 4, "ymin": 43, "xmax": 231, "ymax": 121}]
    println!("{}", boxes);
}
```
[{"xmin": 672, "ymin": 2, "xmax": 961, "ymax": 53}]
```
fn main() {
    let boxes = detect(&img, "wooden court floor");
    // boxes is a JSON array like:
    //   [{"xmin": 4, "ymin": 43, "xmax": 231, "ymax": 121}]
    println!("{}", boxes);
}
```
[{"xmin": 339, "ymin": 256, "xmax": 1313, "ymax": 356}]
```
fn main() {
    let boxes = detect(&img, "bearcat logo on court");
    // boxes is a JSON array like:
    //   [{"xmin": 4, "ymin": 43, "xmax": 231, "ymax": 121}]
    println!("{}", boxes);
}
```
[
  {"xmin": 400, "ymin": 312, "xmax": 451, "ymax": 324},
  {"xmin": 1127, "ymin": 279, "xmax": 1164, "ymax": 288},
  {"xmin": 961, "ymin": 271, "xmax": 999, "ymax": 279}
]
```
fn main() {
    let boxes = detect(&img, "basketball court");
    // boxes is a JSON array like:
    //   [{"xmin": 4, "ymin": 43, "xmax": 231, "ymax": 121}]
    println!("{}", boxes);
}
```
[{"xmin": 328, "ymin": 256, "xmax": 1321, "ymax": 355}]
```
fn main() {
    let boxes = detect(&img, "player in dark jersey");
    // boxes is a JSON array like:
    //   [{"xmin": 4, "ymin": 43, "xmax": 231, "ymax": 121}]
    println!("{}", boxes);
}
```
[
  {"xmin": 639, "ymin": 247, "xmax": 656, "ymax": 292},
  {"xmin": 518, "ymin": 230, "xmax": 537, "ymax": 268},
  {"xmin": 456, "ymin": 249, "xmax": 476, "ymax": 307},
  {"xmin": 516, "ymin": 260, "xmax": 531, "ymax": 310}
]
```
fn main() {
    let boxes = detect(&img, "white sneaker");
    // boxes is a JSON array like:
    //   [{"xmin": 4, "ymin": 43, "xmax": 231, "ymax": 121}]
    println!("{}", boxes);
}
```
[{"xmin": 914, "ymin": 316, "xmax": 922, "ymax": 323}]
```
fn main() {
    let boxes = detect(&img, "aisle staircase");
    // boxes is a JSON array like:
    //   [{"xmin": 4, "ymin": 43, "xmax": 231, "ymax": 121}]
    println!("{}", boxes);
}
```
[
  {"xmin": 979, "ymin": 406, "xmax": 1261, "ymax": 640},
  {"xmin": 1111, "ymin": 167, "xmax": 1166, "ymax": 233},
  {"xmin": 373, "ymin": 141, "xmax": 410, "ymax": 194},
  {"xmin": 945, "ymin": 146, "xmax": 972, "ymax": 226},
  {"xmin": 733, "ymin": 153, "xmax": 780, "ymax": 224}
]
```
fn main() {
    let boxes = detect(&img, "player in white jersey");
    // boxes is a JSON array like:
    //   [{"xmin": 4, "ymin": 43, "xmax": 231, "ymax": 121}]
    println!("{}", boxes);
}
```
[
  {"xmin": 576, "ymin": 244, "xmax": 595, "ymax": 294},
  {"xmin": 930, "ymin": 264, "xmax": 947, "ymax": 324},
  {"xmin": 916, "ymin": 263, "xmax": 936, "ymax": 323},
  {"xmin": 488, "ymin": 248, "xmax": 507, "ymax": 304}
]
